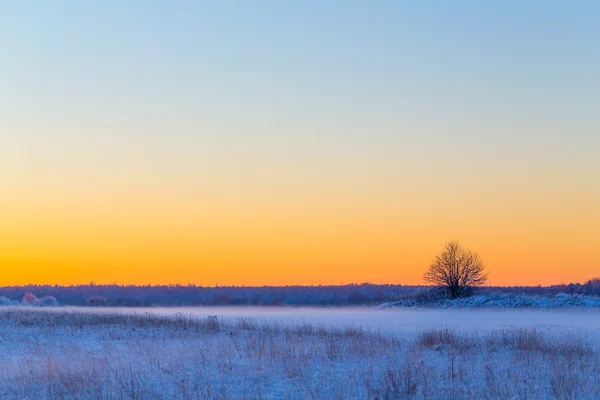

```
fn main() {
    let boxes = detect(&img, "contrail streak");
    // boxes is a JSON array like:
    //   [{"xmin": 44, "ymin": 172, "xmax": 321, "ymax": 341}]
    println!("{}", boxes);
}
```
[{"xmin": 104, "ymin": 117, "xmax": 127, "ymax": 123}]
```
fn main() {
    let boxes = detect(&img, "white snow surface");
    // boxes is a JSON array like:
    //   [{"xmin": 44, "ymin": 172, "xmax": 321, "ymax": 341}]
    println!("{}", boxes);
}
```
[
  {"xmin": 382, "ymin": 293, "xmax": 600, "ymax": 309},
  {"xmin": 30, "ymin": 305, "xmax": 600, "ymax": 337},
  {"xmin": 1, "ymin": 306, "xmax": 600, "ymax": 399}
]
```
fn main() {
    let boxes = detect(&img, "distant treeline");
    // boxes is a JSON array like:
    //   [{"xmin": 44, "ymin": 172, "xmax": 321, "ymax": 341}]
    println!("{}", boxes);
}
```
[
  {"xmin": 483, "ymin": 278, "xmax": 600, "ymax": 297},
  {"xmin": 0, "ymin": 284, "xmax": 422, "ymax": 307},
  {"xmin": 0, "ymin": 279, "xmax": 597, "ymax": 307}
]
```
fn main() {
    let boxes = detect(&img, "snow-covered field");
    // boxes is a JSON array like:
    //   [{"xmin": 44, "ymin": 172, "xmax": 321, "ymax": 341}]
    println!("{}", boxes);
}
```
[
  {"xmin": 1, "ymin": 307, "xmax": 599, "ymax": 399},
  {"xmin": 382, "ymin": 293, "xmax": 600, "ymax": 309},
  {"xmin": 42, "ymin": 305, "xmax": 600, "ymax": 336}
]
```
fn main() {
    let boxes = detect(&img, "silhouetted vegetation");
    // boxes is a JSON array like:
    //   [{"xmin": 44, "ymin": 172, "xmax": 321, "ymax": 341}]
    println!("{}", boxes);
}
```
[
  {"xmin": 0, "ymin": 284, "xmax": 420, "ymax": 307},
  {"xmin": 424, "ymin": 242, "xmax": 487, "ymax": 299},
  {"xmin": 0, "ymin": 278, "xmax": 597, "ymax": 307}
]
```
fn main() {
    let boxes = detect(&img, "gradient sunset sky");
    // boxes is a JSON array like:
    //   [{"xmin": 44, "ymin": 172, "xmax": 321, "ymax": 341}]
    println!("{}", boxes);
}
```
[{"xmin": 2, "ymin": 1, "xmax": 599, "ymax": 286}]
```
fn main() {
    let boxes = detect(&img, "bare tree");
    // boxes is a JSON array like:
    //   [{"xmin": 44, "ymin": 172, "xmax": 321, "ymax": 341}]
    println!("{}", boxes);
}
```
[{"xmin": 424, "ymin": 241, "xmax": 487, "ymax": 299}]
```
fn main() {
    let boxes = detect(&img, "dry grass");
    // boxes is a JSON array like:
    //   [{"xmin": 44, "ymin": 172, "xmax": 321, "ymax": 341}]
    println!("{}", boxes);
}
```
[
  {"xmin": 486, "ymin": 328, "xmax": 592, "ymax": 357},
  {"xmin": 0, "ymin": 308, "xmax": 597, "ymax": 399}
]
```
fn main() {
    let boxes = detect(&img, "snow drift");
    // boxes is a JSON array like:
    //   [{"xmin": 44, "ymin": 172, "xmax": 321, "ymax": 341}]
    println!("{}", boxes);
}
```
[{"xmin": 382, "ymin": 293, "xmax": 600, "ymax": 309}]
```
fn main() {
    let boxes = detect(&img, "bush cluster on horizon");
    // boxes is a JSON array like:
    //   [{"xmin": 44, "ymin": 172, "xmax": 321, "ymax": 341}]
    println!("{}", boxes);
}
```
[
  {"xmin": 0, "ymin": 293, "xmax": 59, "ymax": 307},
  {"xmin": 0, "ymin": 284, "xmax": 419, "ymax": 307}
]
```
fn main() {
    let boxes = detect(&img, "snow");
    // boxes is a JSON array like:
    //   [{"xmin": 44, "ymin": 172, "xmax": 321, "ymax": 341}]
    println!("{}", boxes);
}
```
[
  {"xmin": 24, "ymin": 305, "xmax": 600, "ymax": 337},
  {"xmin": 0, "ymin": 307, "xmax": 598, "ymax": 399},
  {"xmin": 381, "ymin": 293, "xmax": 600, "ymax": 309}
]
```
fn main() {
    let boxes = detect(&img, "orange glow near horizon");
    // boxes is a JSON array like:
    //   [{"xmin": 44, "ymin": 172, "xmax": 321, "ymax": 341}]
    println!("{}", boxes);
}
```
[
  {"xmin": 1, "ymin": 177, "xmax": 598, "ymax": 287},
  {"xmin": 3, "ymin": 2, "xmax": 599, "ymax": 287}
]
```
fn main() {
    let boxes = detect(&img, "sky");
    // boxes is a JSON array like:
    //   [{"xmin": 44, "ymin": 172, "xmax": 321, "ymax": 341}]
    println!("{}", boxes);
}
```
[{"xmin": 1, "ymin": 1, "xmax": 599, "ymax": 286}]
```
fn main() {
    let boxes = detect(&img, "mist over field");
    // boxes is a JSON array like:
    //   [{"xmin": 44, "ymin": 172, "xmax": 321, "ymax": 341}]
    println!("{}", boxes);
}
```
[
  {"xmin": 2, "ymin": 273, "xmax": 599, "ymax": 399},
  {"xmin": 1, "ymin": 307, "xmax": 599, "ymax": 399},
  {"xmin": 27, "ymin": 305, "xmax": 600, "ymax": 335}
]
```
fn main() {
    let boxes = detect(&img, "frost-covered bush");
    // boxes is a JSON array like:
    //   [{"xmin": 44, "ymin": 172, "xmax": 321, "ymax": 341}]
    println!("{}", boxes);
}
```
[
  {"xmin": 20, "ymin": 293, "xmax": 59, "ymax": 307},
  {"xmin": 37, "ymin": 296, "xmax": 59, "ymax": 307},
  {"xmin": 0, "ymin": 296, "xmax": 18, "ymax": 306},
  {"xmin": 21, "ymin": 293, "xmax": 39, "ymax": 305},
  {"xmin": 85, "ymin": 296, "xmax": 110, "ymax": 307}
]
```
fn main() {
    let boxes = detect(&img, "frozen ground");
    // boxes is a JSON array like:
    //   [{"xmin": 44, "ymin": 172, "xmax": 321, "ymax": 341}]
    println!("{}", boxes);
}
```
[
  {"xmin": 1, "ymin": 307, "xmax": 599, "ymax": 399},
  {"xmin": 38, "ymin": 305, "xmax": 600, "ymax": 337},
  {"xmin": 382, "ymin": 293, "xmax": 600, "ymax": 309}
]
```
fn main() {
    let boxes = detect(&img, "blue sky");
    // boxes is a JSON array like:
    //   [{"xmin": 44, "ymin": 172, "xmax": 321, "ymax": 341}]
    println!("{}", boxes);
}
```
[{"xmin": 1, "ymin": 1, "xmax": 599, "ymax": 285}]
